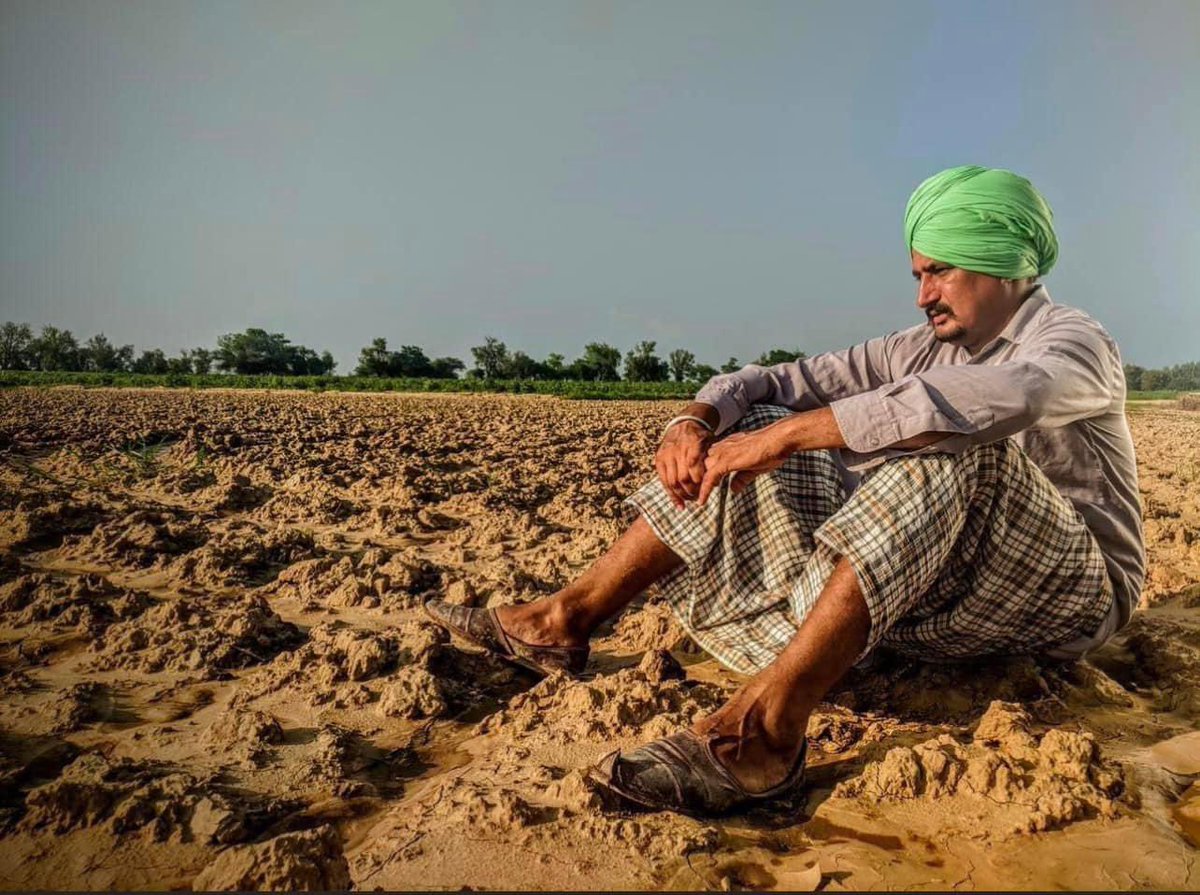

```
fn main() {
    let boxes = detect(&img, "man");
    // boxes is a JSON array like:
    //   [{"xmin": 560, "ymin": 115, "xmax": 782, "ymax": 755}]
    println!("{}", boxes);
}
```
[{"xmin": 425, "ymin": 165, "xmax": 1144, "ymax": 816}]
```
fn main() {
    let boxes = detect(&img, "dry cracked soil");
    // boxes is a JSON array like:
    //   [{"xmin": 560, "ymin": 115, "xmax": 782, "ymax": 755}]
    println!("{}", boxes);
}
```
[{"xmin": 0, "ymin": 388, "xmax": 1197, "ymax": 891}]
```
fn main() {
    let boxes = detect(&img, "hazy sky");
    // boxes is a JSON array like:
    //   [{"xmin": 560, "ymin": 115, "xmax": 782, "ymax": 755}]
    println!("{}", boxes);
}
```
[{"xmin": 2, "ymin": 0, "xmax": 1197, "ymax": 371}]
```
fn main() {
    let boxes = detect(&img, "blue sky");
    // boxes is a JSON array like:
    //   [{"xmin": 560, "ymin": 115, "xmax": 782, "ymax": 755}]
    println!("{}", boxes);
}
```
[{"xmin": 2, "ymin": 0, "xmax": 1197, "ymax": 370}]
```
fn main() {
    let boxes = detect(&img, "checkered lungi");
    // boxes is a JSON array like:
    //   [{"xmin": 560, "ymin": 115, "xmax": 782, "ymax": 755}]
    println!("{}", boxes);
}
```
[{"xmin": 627, "ymin": 405, "xmax": 1114, "ymax": 676}]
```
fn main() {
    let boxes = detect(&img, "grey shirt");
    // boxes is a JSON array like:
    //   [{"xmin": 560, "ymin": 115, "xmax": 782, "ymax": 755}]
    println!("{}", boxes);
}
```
[{"xmin": 694, "ymin": 286, "xmax": 1144, "ymax": 650}]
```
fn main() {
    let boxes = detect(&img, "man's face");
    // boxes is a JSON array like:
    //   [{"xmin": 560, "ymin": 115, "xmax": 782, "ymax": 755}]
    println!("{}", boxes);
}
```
[{"xmin": 910, "ymin": 250, "xmax": 1023, "ymax": 353}]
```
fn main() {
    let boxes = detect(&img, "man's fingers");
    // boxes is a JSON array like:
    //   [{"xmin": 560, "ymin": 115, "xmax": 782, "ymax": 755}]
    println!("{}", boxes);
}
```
[
  {"xmin": 655, "ymin": 456, "xmax": 682, "ymax": 509},
  {"xmin": 697, "ymin": 461, "xmax": 726, "ymax": 506}
]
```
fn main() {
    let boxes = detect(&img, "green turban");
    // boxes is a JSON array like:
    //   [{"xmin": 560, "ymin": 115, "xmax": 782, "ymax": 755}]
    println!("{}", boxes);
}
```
[{"xmin": 904, "ymin": 165, "xmax": 1058, "ymax": 278}]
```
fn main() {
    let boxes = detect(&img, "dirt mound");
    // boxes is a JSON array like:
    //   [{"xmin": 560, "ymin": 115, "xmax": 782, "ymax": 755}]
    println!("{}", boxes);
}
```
[
  {"xmin": 603, "ymin": 601, "xmax": 697, "ymax": 654},
  {"xmin": 191, "ymin": 824, "xmax": 350, "ymax": 891},
  {"xmin": 0, "ymin": 496, "xmax": 107, "ymax": 549},
  {"xmin": 0, "ymin": 573, "xmax": 152, "ymax": 635},
  {"xmin": 480, "ymin": 662, "xmax": 729, "ymax": 744},
  {"xmin": 46, "ymin": 682, "xmax": 109, "ymax": 734},
  {"xmin": 254, "ymin": 471, "xmax": 357, "ymax": 524},
  {"xmin": 19, "ymin": 753, "xmax": 295, "ymax": 844},
  {"xmin": 89, "ymin": 594, "xmax": 302, "ymax": 675},
  {"xmin": 63, "ymin": 509, "xmax": 209, "ymax": 570},
  {"xmin": 232, "ymin": 621, "xmax": 443, "ymax": 709},
  {"xmin": 205, "ymin": 707, "xmax": 284, "ymax": 767},
  {"xmin": 268, "ymin": 548, "xmax": 440, "ymax": 612},
  {"xmin": 834, "ymin": 654, "xmax": 1054, "ymax": 722},
  {"xmin": 377, "ymin": 666, "xmax": 450, "ymax": 719},
  {"xmin": 1091, "ymin": 612, "xmax": 1200, "ymax": 717},
  {"xmin": 165, "ymin": 524, "xmax": 317, "ymax": 589},
  {"xmin": 834, "ymin": 701, "xmax": 1123, "ymax": 835}
]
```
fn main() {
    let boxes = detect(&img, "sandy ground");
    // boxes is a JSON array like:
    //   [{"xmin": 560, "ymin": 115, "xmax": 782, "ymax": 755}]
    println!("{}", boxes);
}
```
[{"xmin": 0, "ymin": 388, "xmax": 1197, "ymax": 892}]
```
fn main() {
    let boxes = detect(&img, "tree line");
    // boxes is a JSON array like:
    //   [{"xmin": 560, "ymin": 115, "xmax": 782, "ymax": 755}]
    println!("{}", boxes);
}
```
[
  {"xmin": 360, "ymin": 336, "xmax": 806, "ymax": 383},
  {"xmin": 0, "ymin": 323, "xmax": 335, "ymax": 376},
  {"xmin": 0, "ymin": 321, "xmax": 806, "ymax": 383},
  {"xmin": 4, "ymin": 321, "xmax": 1195, "ymax": 391},
  {"xmin": 1122, "ymin": 362, "xmax": 1200, "ymax": 393}
]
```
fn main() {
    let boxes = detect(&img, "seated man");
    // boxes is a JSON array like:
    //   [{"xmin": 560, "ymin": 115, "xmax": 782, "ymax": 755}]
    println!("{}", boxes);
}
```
[{"xmin": 425, "ymin": 165, "xmax": 1144, "ymax": 817}]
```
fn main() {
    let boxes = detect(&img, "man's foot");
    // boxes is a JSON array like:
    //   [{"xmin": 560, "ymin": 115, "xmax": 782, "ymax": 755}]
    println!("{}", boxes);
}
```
[
  {"xmin": 586, "ymin": 729, "xmax": 808, "ymax": 817},
  {"xmin": 688, "ymin": 676, "xmax": 810, "ymax": 793},
  {"xmin": 422, "ymin": 599, "xmax": 590, "ymax": 677},
  {"xmin": 493, "ymin": 599, "xmax": 589, "ymax": 650}
]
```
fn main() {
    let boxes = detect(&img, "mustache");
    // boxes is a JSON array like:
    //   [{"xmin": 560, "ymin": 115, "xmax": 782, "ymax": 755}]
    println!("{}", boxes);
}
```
[{"xmin": 926, "ymin": 304, "xmax": 953, "ymax": 319}]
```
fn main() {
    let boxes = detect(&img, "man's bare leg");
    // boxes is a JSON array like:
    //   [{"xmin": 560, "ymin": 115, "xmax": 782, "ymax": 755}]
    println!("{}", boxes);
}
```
[
  {"xmin": 494, "ymin": 516, "xmax": 683, "ymax": 649},
  {"xmin": 692, "ymin": 556, "xmax": 871, "ymax": 792}
]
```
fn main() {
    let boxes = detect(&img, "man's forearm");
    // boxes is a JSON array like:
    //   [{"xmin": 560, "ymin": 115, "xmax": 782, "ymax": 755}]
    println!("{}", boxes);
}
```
[
  {"xmin": 681, "ymin": 402, "xmax": 722, "ymax": 432},
  {"xmin": 775, "ymin": 407, "xmax": 950, "ymax": 453}
]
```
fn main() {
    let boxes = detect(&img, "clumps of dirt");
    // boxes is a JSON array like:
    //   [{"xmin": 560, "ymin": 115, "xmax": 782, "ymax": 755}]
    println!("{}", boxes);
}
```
[
  {"xmin": 254, "ymin": 471, "xmax": 357, "ymax": 525},
  {"xmin": 834, "ymin": 654, "xmax": 1054, "ymax": 722},
  {"xmin": 1091, "ymin": 612, "xmax": 1200, "ymax": 718},
  {"xmin": 267, "ymin": 548, "xmax": 441, "ymax": 612},
  {"xmin": 377, "ymin": 667, "xmax": 449, "ymax": 720},
  {"xmin": 63, "ymin": 509, "xmax": 210, "ymax": 570},
  {"xmin": 833, "ymin": 701, "xmax": 1123, "ymax": 835},
  {"xmin": 232, "ymin": 621, "xmax": 442, "ymax": 710},
  {"xmin": 191, "ymin": 824, "xmax": 350, "ymax": 891},
  {"xmin": 602, "ymin": 601, "xmax": 697, "ymax": 654},
  {"xmin": 0, "ymin": 495, "xmax": 108, "ymax": 549},
  {"xmin": 19, "ymin": 753, "xmax": 295, "ymax": 845},
  {"xmin": 0, "ymin": 573, "xmax": 152, "ymax": 635},
  {"xmin": 89, "ymin": 595, "xmax": 303, "ymax": 676},
  {"xmin": 164, "ymin": 524, "xmax": 318, "ymax": 589},
  {"xmin": 47, "ymin": 682, "xmax": 109, "ymax": 734},
  {"xmin": 205, "ymin": 707, "xmax": 284, "ymax": 767},
  {"xmin": 479, "ymin": 662, "xmax": 729, "ymax": 744},
  {"xmin": 203, "ymin": 473, "xmax": 272, "ymax": 511}
]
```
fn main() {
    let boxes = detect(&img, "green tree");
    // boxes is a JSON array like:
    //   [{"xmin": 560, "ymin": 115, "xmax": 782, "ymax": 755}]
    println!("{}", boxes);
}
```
[
  {"xmin": 667, "ymin": 348, "xmax": 695, "ymax": 383},
  {"xmin": 0, "ymin": 322, "xmax": 33, "ymax": 370},
  {"xmin": 544, "ymin": 352, "xmax": 566, "ymax": 380},
  {"xmin": 391, "ymin": 345, "xmax": 433, "ymax": 377},
  {"xmin": 624, "ymin": 340, "xmax": 669, "ymax": 382},
  {"xmin": 691, "ymin": 363, "xmax": 719, "ymax": 382},
  {"xmin": 754, "ymin": 347, "xmax": 807, "ymax": 366},
  {"xmin": 215, "ymin": 329, "xmax": 290, "ymax": 374},
  {"xmin": 505, "ymin": 350, "xmax": 542, "ymax": 379},
  {"xmin": 29, "ymin": 326, "xmax": 82, "ymax": 371},
  {"xmin": 570, "ymin": 342, "xmax": 622, "ymax": 381},
  {"xmin": 1139, "ymin": 369, "xmax": 1167, "ymax": 391},
  {"xmin": 166, "ymin": 355, "xmax": 192, "ymax": 375},
  {"xmin": 185, "ymin": 348, "xmax": 213, "ymax": 374},
  {"xmin": 1165, "ymin": 361, "xmax": 1200, "ymax": 391},
  {"xmin": 215, "ymin": 328, "xmax": 331, "ymax": 375},
  {"xmin": 132, "ymin": 349, "xmax": 169, "ymax": 374},
  {"xmin": 356, "ymin": 338, "xmax": 392, "ymax": 377},
  {"xmin": 429, "ymin": 356, "xmax": 464, "ymax": 379},
  {"xmin": 1122, "ymin": 363, "xmax": 1145, "ymax": 391},
  {"xmin": 82, "ymin": 333, "xmax": 133, "ymax": 372},
  {"xmin": 471, "ymin": 336, "xmax": 510, "ymax": 379},
  {"xmin": 720, "ymin": 356, "xmax": 741, "ymax": 374}
]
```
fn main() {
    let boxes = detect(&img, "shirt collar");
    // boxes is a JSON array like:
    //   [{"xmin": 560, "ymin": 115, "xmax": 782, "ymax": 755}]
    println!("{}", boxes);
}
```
[{"xmin": 994, "ymin": 284, "xmax": 1052, "ymax": 347}]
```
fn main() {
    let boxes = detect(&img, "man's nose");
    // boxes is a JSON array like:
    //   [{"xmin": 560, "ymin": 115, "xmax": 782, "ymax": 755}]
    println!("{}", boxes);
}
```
[{"xmin": 915, "ymin": 275, "xmax": 939, "ymax": 309}]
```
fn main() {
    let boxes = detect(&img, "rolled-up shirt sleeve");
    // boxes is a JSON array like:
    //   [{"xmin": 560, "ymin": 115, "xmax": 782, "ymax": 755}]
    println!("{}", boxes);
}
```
[
  {"xmin": 695, "ymin": 335, "xmax": 898, "ymax": 435},
  {"xmin": 831, "ymin": 315, "xmax": 1121, "ymax": 465}
]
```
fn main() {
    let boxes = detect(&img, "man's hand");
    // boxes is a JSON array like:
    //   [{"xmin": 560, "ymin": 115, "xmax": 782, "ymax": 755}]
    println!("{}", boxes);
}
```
[
  {"xmin": 697, "ymin": 423, "xmax": 796, "ymax": 506},
  {"xmin": 655, "ymin": 421, "xmax": 712, "ymax": 509}
]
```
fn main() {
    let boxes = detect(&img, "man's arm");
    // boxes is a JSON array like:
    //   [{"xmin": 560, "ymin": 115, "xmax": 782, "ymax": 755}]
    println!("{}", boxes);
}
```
[
  {"xmin": 692, "ymin": 313, "xmax": 1120, "ymax": 505},
  {"xmin": 694, "ymin": 334, "xmax": 900, "ymax": 435},
  {"xmin": 695, "ymin": 407, "xmax": 947, "ymax": 505},
  {"xmin": 829, "ymin": 314, "xmax": 1120, "ymax": 458},
  {"xmin": 655, "ymin": 335, "xmax": 900, "ymax": 508}
]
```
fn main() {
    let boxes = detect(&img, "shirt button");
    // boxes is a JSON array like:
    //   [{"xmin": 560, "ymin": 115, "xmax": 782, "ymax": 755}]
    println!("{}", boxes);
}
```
[{"xmin": 866, "ymin": 435, "xmax": 879, "ymax": 447}]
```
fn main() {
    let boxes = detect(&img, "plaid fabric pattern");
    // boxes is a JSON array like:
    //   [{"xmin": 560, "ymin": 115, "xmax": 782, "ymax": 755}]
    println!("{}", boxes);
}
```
[{"xmin": 627, "ymin": 405, "xmax": 1113, "ymax": 676}]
